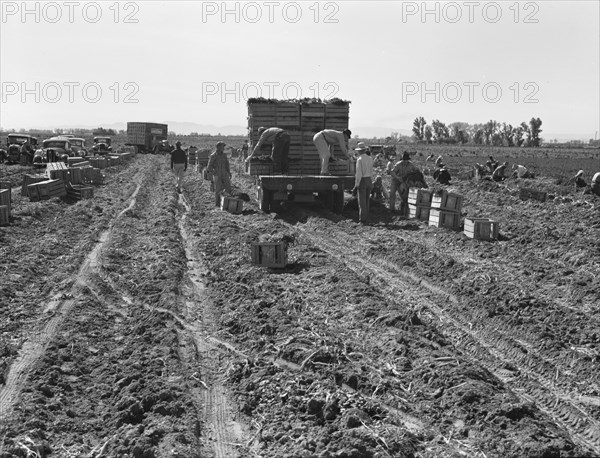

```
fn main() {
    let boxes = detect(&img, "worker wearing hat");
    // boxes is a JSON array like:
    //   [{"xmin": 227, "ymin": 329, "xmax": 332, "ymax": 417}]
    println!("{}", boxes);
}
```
[
  {"xmin": 389, "ymin": 151, "xmax": 422, "ymax": 215},
  {"xmin": 207, "ymin": 141, "xmax": 232, "ymax": 206},
  {"xmin": 353, "ymin": 142, "xmax": 374, "ymax": 224},
  {"xmin": 171, "ymin": 140, "xmax": 187, "ymax": 193}
]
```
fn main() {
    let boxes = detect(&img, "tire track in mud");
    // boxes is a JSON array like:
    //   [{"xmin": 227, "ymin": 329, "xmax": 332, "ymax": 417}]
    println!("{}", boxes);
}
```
[
  {"xmin": 279, "ymin": 207, "xmax": 600, "ymax": 455},
  {"xmin": 0, "ymin": 164, "xmax": 146, "ymax": 436}
]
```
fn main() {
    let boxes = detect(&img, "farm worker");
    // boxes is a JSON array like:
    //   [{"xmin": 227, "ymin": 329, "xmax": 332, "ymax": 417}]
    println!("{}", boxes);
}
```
[
  {"xmin": 353, "ymin": 143, "xmax": 374, "ymax": 224},
  {"xmin": 591, "ymin": 172, "xmax": 600, "ymax": 196},
  {"xmin": 389, "ymin": 152, "xmax": 425, "ymax": 215},
  {"xmin": 246, "ymin": 127, "xmax": 291, "ymax": 173},
  {"xmin": 434, "ymin": 166, "xmax": 452, "ymax": 185},
  {"xmin": 492, "ymin": 162, "xmax": 509, "ymax": 182},
  {"xmin": 486, "ymin": 156, "xmax": 498, "ymax": 174},
  {"xmin": 370, "ymin": 175, "xmax": 389, "ymax": 201},
  {"xmin": 426, "ymin": 154, "xmax": 435, "ymax": 162},
  {"xmin": 241, "ymin": 140, "xmax": 249, "ymax": 160},
  {"xmin": 170, "ymin": 141, "xmax": 188, "ymax": 193},
  {"xmin": 208, "ymin": 141, "xmax": 232, "ymax": 206},
  {"xmin": 313, "ymin": 128, "xmax": 352, "ymax": 175},
  {"xmin": 512, "ymin": 164, "xmax": 533, "ymax": 179},
  {"xmin": 567, "ymin": 170, "xmax": 587, "ymax": 188},
  {"xmin": 435, "ymin": 155, "xmax": 444, "ymax": 168},
  {"xmin": 20, "ymin": 141, "xmax": 34, "ymax": 164}
]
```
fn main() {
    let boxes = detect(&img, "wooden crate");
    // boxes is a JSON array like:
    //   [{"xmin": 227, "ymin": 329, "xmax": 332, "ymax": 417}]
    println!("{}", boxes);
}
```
[
  {"xmin": 67, "ymin": 157, "xmax": 86, "ymax": 167},
  {"xmin": 519, "ymin": 187, "xmax": 547, "ymax": 203},
  {"xmin": 109, "ymin": 155, "xmax": 123, "ymax": 165},
  {"xmin": 66, "ymin": 184, "xmax": 94, "ymax": 200},
  {"xmin": 89, "ymin": 157, "xmax": 108, "ymax": 169},
  {"xmin": 0, "ymin": 205, "xmax": 9, "ymax": 226},
  {"xmin": 70, "ymin": 161, "xmax": 91, "ymax": 168},
  {"xmin": 221, "ymin": 196, "xmax": 243, "ymax": 214},
  {"xmin": 248, "ymin": 161, "xmax": 274, "ymax": 176},
  {"xmin": 0, "ymin": 182, "xmax": 11, "ymax": 205},
  {"xmin": 408, "ymin": 204, "xmax": 430, "ymax": 221},
  {"xmin": 28, "ymin": 179, "xmax": 66, "ymax": 201},
  {"xmin": 46, "ymin": 162, "xmax": 68, "ymax": 178},
  {"xmin": 49, "ymin": 169, "xmax": 70, "ymax": 182},
  {"xmin": 464, "ymin": 218, "xmax": 499, "ymax": 241},
  {"xmin": 251, "ymin": 242, "xmax": 288, "ymax": 268},
  {"xmin": 431, "ymin": 191, "xmax": 464, "ymax": 213},
  {"xmin": 21, "ymin": 174, "xmax": 49, "ymax": 197},
  {"xmin": 0, "ymin": 189, "xmax": 11, "ymax": 215},
  {"xmin": 429, "ymin": 208, "xmax": 461, "ymax": 231},
  {"xmin": 408, "ymin": 188, "xmax": 433, "ymax": 206}
]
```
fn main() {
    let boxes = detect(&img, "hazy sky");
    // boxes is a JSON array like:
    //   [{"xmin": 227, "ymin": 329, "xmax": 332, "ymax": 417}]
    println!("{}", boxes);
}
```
[{"xmin": 1, "ymin": 1, "xmax": 599, "ymax": 140}]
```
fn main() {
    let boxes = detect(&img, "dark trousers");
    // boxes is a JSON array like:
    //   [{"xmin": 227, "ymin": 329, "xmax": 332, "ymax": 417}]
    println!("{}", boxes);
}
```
[
  {"xmin": 357, "ymin": 177, "xmax": 373, "ymax": 223},
  {"xmin": 272, "ymin": 132, "xmax": 290, "ymax": 174}
]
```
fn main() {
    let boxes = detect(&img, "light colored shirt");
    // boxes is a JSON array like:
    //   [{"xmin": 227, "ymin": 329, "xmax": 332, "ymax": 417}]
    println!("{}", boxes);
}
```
[
  {"xmin": 355, "ymin": 153, "xmax": 374, "ymax": 187},
  {"xmin": 207, "ymin": 150, "xmax": 230, "ymax": 177},
  {"xmin": 251, "ymin": 128, "xmax": 284, "ymax": 156},
  {"xmin": 515, "ymin": 164, "xmax": 528, "ymax": 178},
  {"xmin": 592, "ymin": 172, "xmax": 600, "ymax": 184},
  {"xmin": 318, "ymin": 129, "xmax": 348, "ymax": 155}
]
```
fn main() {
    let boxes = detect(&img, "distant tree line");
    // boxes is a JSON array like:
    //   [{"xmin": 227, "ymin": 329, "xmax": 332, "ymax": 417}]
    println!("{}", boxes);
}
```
[{"xmin": 411, "ymin": 117, "xmax": 543, "ymax": 147}]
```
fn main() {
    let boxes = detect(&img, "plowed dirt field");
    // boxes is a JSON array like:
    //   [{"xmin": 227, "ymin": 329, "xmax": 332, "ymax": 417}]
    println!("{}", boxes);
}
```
[{"xmin": 1, "ymin": 150, "xmax": 599, "ymax": 458}]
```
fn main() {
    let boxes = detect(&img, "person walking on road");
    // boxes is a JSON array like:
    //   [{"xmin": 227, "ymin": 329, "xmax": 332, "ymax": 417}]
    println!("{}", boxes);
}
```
[
  {"xmin": 208, "ymin": 141, "xmax": 232, "ymax": 206},
  {"xmin": 171, "ymin": 141, "xmax": 187, "ymax": 193},
  {"xmin": 313, "ymin": 128, "xmax": 352, "ymax": 175},
  {"xmin": 353, "ymin": 142, "xmax": 374, "ymax": 224},
  {"xmin": 245, "ymin": 127, "xmax": 291, "ymax": 173}
]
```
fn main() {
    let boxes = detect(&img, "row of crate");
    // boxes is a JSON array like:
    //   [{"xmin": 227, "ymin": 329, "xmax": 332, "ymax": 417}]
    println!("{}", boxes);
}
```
[{"xmin": 407, "ymin": 188, "xmax": 499, "ymax": 241}]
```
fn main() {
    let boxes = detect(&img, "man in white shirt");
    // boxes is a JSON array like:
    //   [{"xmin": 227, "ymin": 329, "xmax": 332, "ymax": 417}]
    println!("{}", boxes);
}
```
[
  {"xmin": 313, "ymin": 128, "xmax": 352, "ymax": 175},
  {"xmin": 353, "ymin": 142, "xmax": 374, "ymax": 224}
]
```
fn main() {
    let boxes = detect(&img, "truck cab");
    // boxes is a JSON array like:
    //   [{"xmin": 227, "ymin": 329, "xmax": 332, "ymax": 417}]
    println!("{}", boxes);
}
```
[
  {"xmin": 92, "ymin": 137, "xmax": 112, "ymax": 155},
  {"xmin": 39, "ymin": 137, "xmax": 74, "ymax": 164},
  {"xmin": 67, "ymin": 137, "xmax": 89, "ymax": 157}
]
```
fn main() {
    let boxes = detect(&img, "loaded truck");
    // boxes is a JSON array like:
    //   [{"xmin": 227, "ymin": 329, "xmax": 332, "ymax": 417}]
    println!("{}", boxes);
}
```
[
  {"xmin": 247, "ymin": 99, "xmax": 354, "ymax": 214},
  {"xmin": 126, "ymin": 122, "xmax": 169, "ymax": 154}
]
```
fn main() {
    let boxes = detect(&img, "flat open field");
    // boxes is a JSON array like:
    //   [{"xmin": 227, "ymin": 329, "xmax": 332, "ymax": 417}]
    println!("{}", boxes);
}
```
[{"xmin": 1, "ymin": 144, "xmax": 599, "ymax": 457}]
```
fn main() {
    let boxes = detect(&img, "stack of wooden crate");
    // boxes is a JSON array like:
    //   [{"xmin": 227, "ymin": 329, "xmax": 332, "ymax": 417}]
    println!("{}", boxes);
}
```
[
  {"xmin": 247, "ymin": 99, "xmax": 351, "ymax": 176},
  {"xmin": 0, "ymin": 186, "xmax": 11, "ymax": 226},
  {"xmin": 89, "ymin": 157, "xmax": 108, "ymax": 169},
  {"xmin": 47, "ymin": 162, "xmax": 70, "ymax": 181},
  {"xmin": 408, "ymin": 188, "xmax": 433, "ymax": 221},
  {"xmin": 27, "ymin": 179, "xmax": 67, "ymax": 201},
  {"xmin": 428, "ymin": 190, "xmax": 464, "ymax": 230}
]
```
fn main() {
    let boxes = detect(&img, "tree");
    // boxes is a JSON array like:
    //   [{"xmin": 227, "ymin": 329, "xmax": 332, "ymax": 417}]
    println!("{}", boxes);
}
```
[
  {"xmin": 501, "ymin": 123, "xmax": 514, "ymax": 147},
  {"xmin": 529, "ymin": 117, "xmax": 542, "ymax": 147},
  {"xmin": 431, "ymin": 119, "xmax": 449, "ymax": 143},
  {"xmin": 412, "ymin": 117, "xmax": 427, "ymax": 140},
  {"xmin": 449, "ymin": 122, "xmax": 469, "ymax": 144},
  {"xmin": 424, "ymin": 125, "xmax": 433, "ymax": 144}
]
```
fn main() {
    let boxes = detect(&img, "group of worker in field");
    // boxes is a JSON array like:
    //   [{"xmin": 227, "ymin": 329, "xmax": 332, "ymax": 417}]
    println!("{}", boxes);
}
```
[{"xmin": 170, "ymin": 128, "xmax": 600, "ymax": 218}]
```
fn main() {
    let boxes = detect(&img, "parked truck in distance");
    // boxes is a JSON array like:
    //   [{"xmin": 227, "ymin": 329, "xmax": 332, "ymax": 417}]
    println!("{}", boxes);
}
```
[{"xmin": 126, "ymin": 122, "xmax": 169, "ymax": 154}]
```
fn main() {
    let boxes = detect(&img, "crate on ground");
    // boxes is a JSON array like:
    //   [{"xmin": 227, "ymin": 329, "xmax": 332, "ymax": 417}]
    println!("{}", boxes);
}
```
[
  {"xmin": 66, "ymin": 184, "xmax": 94, "ymax": 200},
  {"xmin": 431, "ymin": 190, "xmax": 464, "ymax": 213},
  {"xmin": 0, "ymin": 205, "xmax": 10, "ymax": 226},
  {"xmin": 109, "ymin": 155, "xmax": 123, "ymax": 166},
  {"xmin": 429, "ymin": 208, "xmax": 461, "ymax": 231},
  {"xmin": 519, "ymin": 187, "xmax": 547, "ymax": 203},
  {"xmin": 408, "ymin": 204, "xmax": 430, "ymax": 221},
  {"xmin": 248, "ymin": 160, "xmax": 274, "ymax": 176},
  {"xmin": 27, "ymin": 179, "xmax": 66, "ymax": 201},
  {"xmin": 47, "ymin": 162, "xmax": 69, "ymax": 181},
  {"xmin": 70, "ymin": 160, "xmax": 91, "ymax": 168},
  {"xmin": 0, "ymin": 182, "xmax": 11, "ymax": 205},
  {"xmin": 464, "ymin": 218, "xmax": 499, "ymax": 241},
  {"xmin": 0, "ymin": 189, "xmax": 11, "ymax": 214},
  {"xmin": 89, "ymin": 157, "xmax": 108, "ymax": 169},
  {"xmin": 21, "ymin": 174, "xmax": 48, "ymax": 197},
  {"xmin": 221, "ymin": 196, "xmax": 244, "ymax": 214},
  {"xmin": 67, "ymin": 157, "xmax": 86, "ymax": 167},
  {"xmin": 251, "ymin": 242, "xmax": 288, "ymax": 268},
  {"xmin": 408, "ymin": 188, "xmax": 433, "ymax": 206}
]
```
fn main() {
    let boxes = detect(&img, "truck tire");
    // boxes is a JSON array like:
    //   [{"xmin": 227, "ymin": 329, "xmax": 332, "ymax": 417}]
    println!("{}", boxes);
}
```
[
  {"xmin": 258, "ymin": 187, "xmax": 271, "ymax": 213},
  {"xmin": 332, "ymin": 190, "xmax": 344, "ymax": 214}
]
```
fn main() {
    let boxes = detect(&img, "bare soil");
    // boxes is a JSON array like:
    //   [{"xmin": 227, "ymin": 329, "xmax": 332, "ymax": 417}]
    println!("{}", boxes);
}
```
[{"xmin": 1, "ymin": 149, "xmax": 599, "ymax": 458}]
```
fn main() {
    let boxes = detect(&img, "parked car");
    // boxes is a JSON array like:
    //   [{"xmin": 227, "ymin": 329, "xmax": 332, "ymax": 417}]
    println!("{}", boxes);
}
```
[
  {"xmin": 68, "ymin": 137, "xmax": 89, "ymax": 157},
  {"xmin": 36, "ymin": 137, "xmax": 74, "ymax": 165},
  {"xmin": 92, "ymin": 136, "xmax": 112, "ymax": 155},
  {"xmin": 3, "ymin": 134, "xmax": 38, "ymax": 164}
]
